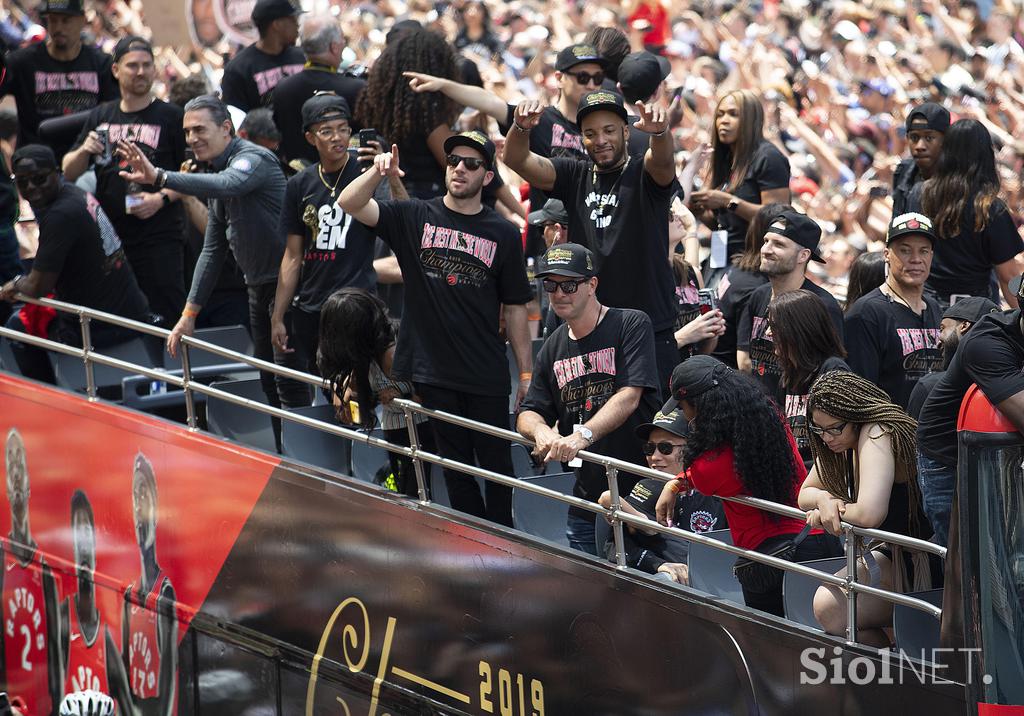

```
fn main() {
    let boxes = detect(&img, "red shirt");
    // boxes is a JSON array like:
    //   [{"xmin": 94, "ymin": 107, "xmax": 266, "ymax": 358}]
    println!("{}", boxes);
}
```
[
  {"xmin": 127, "ymin": 572, "xmax": 168, "ymax": 701},
  {"xmin": 686, "ymin": 430, "xmax": 812, "ymax": 550},
  {"xmin": 3, "ymin": 549, "xmax": 55, "ymax": 716},
  {"xmin": 66, "ymin": 604, "xmax": 108, "ymax": 696},
  {"xmin": 628, "ymin": 2, "xmax": 670, "ymax": 48}
]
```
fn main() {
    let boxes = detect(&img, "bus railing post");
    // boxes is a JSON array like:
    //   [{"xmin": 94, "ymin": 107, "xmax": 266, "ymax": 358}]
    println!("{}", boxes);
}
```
[
  {"xmin": 403, "ymin": 407, "xmax": 429, "ymax": 503},
  {"xmin": 606, "ymin": 465, "xmax": 626, "ymax": 568},
  {"xmin": 845, "ymin": 525, "xmax": 858, "ymax": 645},
  {"xmin": 79, "ymin": 313, "xmax": 96, "ymax": 400},
  {"xmin": 180, "ymin": 343, "xmax": 197, "ymax": 430}
]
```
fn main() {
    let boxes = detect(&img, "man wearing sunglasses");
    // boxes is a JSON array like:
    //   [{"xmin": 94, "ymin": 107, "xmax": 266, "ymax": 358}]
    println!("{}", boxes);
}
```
[
  {"xmin": 517, "ymin": 243, "xmax": 659, "ymax": 555},
  {"xmin": 1, "ymin": 144, "xmax": 151, "ymax": 383},
  {"xmin": 339, "ymin": 130, "xmax": 533, "ymax": 528}
]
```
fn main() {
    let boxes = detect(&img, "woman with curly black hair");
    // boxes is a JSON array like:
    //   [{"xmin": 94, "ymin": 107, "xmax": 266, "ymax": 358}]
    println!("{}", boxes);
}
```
[
  {"xmin": 655, "ymin": 356, "xmax": 840, "ymax": 616},
  {"xmin": 355, "ymin": 30, "xmax": 460, "ymax": 198},
  {"xmin": 317, "ymin": 288, "xmax": 431, "ymax": 496}
]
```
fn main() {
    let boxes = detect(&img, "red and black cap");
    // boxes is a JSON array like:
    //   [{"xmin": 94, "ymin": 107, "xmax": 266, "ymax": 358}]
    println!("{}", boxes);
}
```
[{"xmin": 887, "ymin": 212, "xmax": 936, "ymax": 245}]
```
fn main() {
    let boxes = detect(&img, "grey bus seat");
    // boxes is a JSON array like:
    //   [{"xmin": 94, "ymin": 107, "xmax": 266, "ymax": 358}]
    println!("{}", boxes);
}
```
[
  {"xmin": 350, "ymin": 433, "xmax": 389, "ymax": 484},
  {"xmin": 281, "ymin": 404, "xmax": 351, "ymax": 476},
  {"xmin": 687, "ymin": 529, "xmax": 744, "ymax": 604},
  {"xmin": 783, "ymin": 557, "xmax": 847, "ymax": 629},
  {"xmin": 893, "ymin": 588, "xmax": 944, "ymax": 656},
  {"xmin": 164, "ymin": 324, "xmax": 253, "ymax": 370},
  {"xmin": 512, "ymin": 472, "xmax": 576, "ymax": 548},
  {"xmin": 205, "ymin": 378, "xmax": 277, "ymax": 454},
  {"xmin": 50, "ymin": 336, "xmax": 162, "ymax": 398},
  {"xmin": 0, "ymin": 336, "xmax": 20, "ymax": 374}
]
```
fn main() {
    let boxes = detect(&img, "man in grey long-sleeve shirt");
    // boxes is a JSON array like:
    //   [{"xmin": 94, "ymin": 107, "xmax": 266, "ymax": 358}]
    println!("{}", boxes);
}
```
[{"xmin": 119, "ymin": 94, "xmax": 306, "ymax": 426}]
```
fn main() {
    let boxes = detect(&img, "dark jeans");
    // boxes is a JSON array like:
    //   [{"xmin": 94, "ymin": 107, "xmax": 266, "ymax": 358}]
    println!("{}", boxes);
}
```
[
  {"xmin": 739, "ymin": 532, "xmax": 843, "ymax": 617},
  {"xmin": 283, "ymin": 306, "xmax": 322, "ymax": 406},
  {"xmin": 125, "ymin": 241, "xmax": 185, "ymax": 328},
  {"xmin": 415, "ymin": 382, "xmax": 514, "ymax": 527},
  {"xmin": 196, "ymin": 289, "xmax": 251, "ymax": 333},
  {"xmin": 917, "ymin": 452, "xmax": 956, "ymax": 548},
  {"xmin": 654, "ymin": 327, "xmax": 680, "ymax": 402}
]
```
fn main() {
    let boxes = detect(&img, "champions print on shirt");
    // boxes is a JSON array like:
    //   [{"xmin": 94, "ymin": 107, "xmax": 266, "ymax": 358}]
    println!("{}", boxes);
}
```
[
  {"xmin": 749, "ymin": 316, "xmax": 780, "ymax": 379},
  {"xmin": 897, "ymin": 327, "xmax": 942, "ymax": 377},
  {"xmin": 419, "ymin": 222, "xmax": 497, "ymax": 288},
  {"xmin": 552, "ymin": 347, "xmax": 618, "ymax": 421},
  {"xmin": 252, "ymin": 64, "xmax": 304, "ymax": 100},
  {"xmin": 34, "ymin": 71, "xmax": 101, "ymax": 116},
  {"xmin": 784, "ymin": 393, "xmax": 811, "ymax": 451}
]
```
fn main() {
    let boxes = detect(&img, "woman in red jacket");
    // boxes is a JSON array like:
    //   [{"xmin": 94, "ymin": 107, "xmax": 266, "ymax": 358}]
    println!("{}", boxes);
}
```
[{"xmin": 655, "ymin": 356, "xmax": 841, "ymax": 616}]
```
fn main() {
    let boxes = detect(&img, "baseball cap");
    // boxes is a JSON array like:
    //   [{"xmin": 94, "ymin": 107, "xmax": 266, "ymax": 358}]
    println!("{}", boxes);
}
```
[
  {"xmin": 443, "ymin": 130, "xmax": 496, "ymax": 168},
  {"xmin": 905, "ymin": 102, "xmax": 951, "ymax": 133},
  {"xmin": 555, "ymin": 43, "xmax": 607, "ymax": 72},
  {"xmin": 527, "ymin": 199, "xmax": 569, "ymax": 227},
  {"xmin": 301, "ymin": 92, "xmax": 351, "ymax": 130},
  {"xmin": 942, "ymin": 296, "xmax": 998, "ymax": 324},
  {"xmin": 40, "ymin": 0, "xmax": 83, "ymax": 15},
  {"xmin": 12, "ymin": 144, "xmax": 58, "ymax": 172},
  {"xmin": 251, "ymin": 0, "xmax": 304, "ymax": 24},
  {"xmin": 576, "ymin": 90, "xmax": 629, "ymax": 126},
  {"xmin": 617, "ymin": 51, "xmax": 670, "ymax": 104},
  {"xmin": 112, "ymin": 36, "xmax": 154, "ymax": 62},
  {"xmin": 535, "ymin": 243, "xmax": 596, "ymax": 279},
  {"xmin": 662, "ymin": 355, "xmax": 729, "ymax": 411},
  {"xmin": 887, "ymin": 212, "xmax": 936, "ymax": 245},
  {"xmin": 764, "ymin": 209, "xmax": 825, "ymax": 263},
  {"xmin": 623, "ymin": 478, "xmax": 665, "ymax": 520},
  {"xmin": 634, "ymin": 407, "xmax": 689, "ymax": 441}
]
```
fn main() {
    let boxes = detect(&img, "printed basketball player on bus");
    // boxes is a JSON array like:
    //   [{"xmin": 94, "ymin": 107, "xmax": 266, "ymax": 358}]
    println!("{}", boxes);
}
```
[
  {"xmin": 122, "ymin": 453, "xmax": 177, "ymax": 716},
  {"xmin": 0, "ymin": 428, "xmax": 63, "ymax": 715}
]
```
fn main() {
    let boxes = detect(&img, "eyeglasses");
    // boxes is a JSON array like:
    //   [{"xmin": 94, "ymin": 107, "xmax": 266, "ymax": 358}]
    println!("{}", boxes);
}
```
[
  {"xmin": 808, "ymin": 421, "xmax": 848, "ymax": 437},
  {"xmin": 313, "ymin": 125, "xmax": 352, "ymax": 139},
  {"xmin": 642, "ymin": 441, "xmax": 684, "ymax": 456},
  {"xmin": 13, "ymin": 172, "xmax": 52, "ymax": 189},
  {"xmin": 445, "ymin": 153, "xmax": 487, "ymax": 171},
  {"xmin": 565, "ymin": 70, "xmax": 605, "ymax": 87},
  {"xmin": 542, "ymin": 278, "xmax": 587, "ymax": 294}
]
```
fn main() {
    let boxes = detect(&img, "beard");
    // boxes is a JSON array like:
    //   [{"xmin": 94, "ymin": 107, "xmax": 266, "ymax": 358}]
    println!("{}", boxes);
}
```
[
  {"xmin": 446, "ymin": 172, "xmax": 484, "ymax": 199},
  {"xmin": 760, "ymin": 253, "xmax": 799, "ymax": 276},
  {"xmin": 940, "ymin": 335, "xmax": 959, "ymax": 369},
  {"xmin": 589, "ymin": 142, "xmax": 626, "ymax": 170}
]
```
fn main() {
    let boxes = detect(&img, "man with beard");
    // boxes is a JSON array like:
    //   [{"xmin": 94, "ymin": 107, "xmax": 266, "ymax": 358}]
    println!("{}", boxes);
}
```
[
  {"xmin": 844, "ymin": 214, "xmax": 943, "ymax": 409},
  {"xmin": 221, "ymin": 0, "xmax": 305, "ymax": 111},
  {"xmin": 891, "ymin": 103, "xmax": 949, "ymax": 217},
  {"xmin": 0, "ymin": 429, "xmax": 63, "ymax": 716},
  {"xmin": 0, "ymin": 0, "xmax": 119, "ymax": 160},
  {"xmin": 63, "ymin": 36, "xmax": 187, "ymax": 326},
  {"xmin": 907, "ymin": 296, "xmax": 998, "ymax": 420},
  {"xmin": 122, "ymin": 453, "xmax": 177, "ymax": 716},
  {"xmin": 504, "ymin": 90, "xmax": 679, "ymax": 394},
  {"xmin": 737, "ymin": 209, "xmax": 844, "ymax": 400},
  {"xmin": 339, "ymin": 130, "xmax": 533, "ymax": 527}
]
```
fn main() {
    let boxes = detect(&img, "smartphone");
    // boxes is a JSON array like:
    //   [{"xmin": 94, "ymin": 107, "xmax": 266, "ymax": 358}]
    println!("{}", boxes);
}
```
[
  {"xmin": 869, "ymin": 185, "xmax": 889, "ymax": 198},
  {"xmin": 358, "ymin": 128, "xmax": 377, "ymax": 147},
  {"xmin": 697, "ymin": 288, "xmax": 718, "ymax": 314}
]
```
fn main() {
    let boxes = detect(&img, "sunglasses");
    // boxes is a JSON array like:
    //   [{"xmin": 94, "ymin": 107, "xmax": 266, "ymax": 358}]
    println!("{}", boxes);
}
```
[
  {"xmin": 565, "ymin": 70, "xmax": 605, "ymax": 87},
  {"xmin": 542, "ymin": 278, "xmax": 587, "ymax": 294},
  {"xmin": 14, "ymin": 172, "xmax": 52, "ymax": 188},
  {"xmin": 808, "ymin": 421, "xmax": 848, "ymax": 437},
  {"xmin": 445, "ymin": 153, "xmax": 487, "ymax": 171},
  {"xmin": 642, "ymin": 441, "xmax": 683, "ymax": 456}
]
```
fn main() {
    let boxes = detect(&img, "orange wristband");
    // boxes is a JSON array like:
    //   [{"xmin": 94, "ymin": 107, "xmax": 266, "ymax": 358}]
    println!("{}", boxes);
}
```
[
  {"xmin": 182, "ymin": 308, "xmax": 199, "ymax": 319},
  {"xmin": 667, "ymin": 479, "xmax": 682, "ymax": 494},
  {"xmin": 519, "ymin": 371, "xmax": 532, "ymax": 381}
]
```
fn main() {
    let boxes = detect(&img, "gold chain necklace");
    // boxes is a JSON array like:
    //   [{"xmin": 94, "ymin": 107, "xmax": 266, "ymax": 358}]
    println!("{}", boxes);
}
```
[{"xmin": 318, "ymin": 164, "xmax": 345, "ymax": 199}]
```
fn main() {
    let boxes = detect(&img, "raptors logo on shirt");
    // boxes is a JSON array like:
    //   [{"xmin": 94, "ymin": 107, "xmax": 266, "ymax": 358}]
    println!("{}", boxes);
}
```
[
  {"xmin": 66, "ymin": 605, "xmax": 108, "ymax": 696},
  {"xmin": 3, "ymin": 549, "xmax": 55, "ymax": 716},
  {"xmin": 127, "ymin": 572, "xmax": 169, "ymax": 701}
]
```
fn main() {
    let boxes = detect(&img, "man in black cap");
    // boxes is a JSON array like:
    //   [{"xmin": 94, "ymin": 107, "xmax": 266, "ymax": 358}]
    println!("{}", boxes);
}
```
[
  {"xmin": 907, "ymin": 295, "xmax": 999, "ymax": 420},
  {"xmin": 221, "ymin": 0, "xmax": 305, "ymax": 111},
  {"xmin": 737, "ymin": 208, "xmax": 844, "ymax": 400},
  {"xmin": 270, "ymin": 93, "xmax": 402, "ymax": 400},
  {"xmin": 517, "ymin": 242, "xmax": 659, "ymax": 554},
  {"xmin": 891, "ymin": 102, "xmax": 950, "ymax": 217},
  {"xmin": 845, "ymin": 213, "xmax": 942, "ymax": 409},
  {"xmin": 617, "ymin": 51, "xmax": 672, "ymax": 158},
  {"xmin": 0, "ymin": 0, "xmax": 119, "ymax": 160},
  {"xmin": 917, "ymin": 277, "xmax": 1024, "ymax": 547},
  {"xmin": 1, "ymin": 145, "xmax": 151, "ymax": 382},
  {"xmin": 339, "ymin": 131, "xmax": 533, "ymax": 527},
  {"xmin": 505, "ymin": 89, "xmax": 680, "ymax": 397},
  {"xmin": 272, "ymin": 13, "xmax": 367, "ymax": 167},
  {"xmin": 63, "ymin": 36, "xmax": 187, "ymax": 327},
  {"xmin": 527, "ymin": 198, "xmax": 569, "ymax": 250}
]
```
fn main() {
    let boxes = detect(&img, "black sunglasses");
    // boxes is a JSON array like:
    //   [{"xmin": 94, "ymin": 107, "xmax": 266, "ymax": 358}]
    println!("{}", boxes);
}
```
[
  {"xmin": 808, "ymin": 421, "xmax": 848, "ymax": 437},
  {"xmin": 542, "ymin": 278, "xmax": 586, "ymax": 294},
  {"xmin": 14, "ymin": 172, "xmax": 52, "ymax": 188},
  {"xmin": 642, "ymin": 441, "xmax": 683, "ymax": 456},
  {"xmin": 565, "ymin": 70, "xmax": 605, "ymax": 86},
  {"xmin": 445, "ymin": 153, "xmax": 487, "ymax": 171}
]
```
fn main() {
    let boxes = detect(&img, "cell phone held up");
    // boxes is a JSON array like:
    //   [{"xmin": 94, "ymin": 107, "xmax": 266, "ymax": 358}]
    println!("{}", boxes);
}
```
[
  {"xmin": 357, "ymin": 129, "xmax": 377, "ymax": 165},
  {"xmin": 697, "ymin": 288, "xmax": 718, "ymax": 315}
]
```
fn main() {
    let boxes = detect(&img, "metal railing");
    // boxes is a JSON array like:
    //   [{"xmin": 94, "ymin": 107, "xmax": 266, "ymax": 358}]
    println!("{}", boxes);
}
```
[{"xmin": 0, "ymin": 294, "xmax": 948, "ymax": 646}]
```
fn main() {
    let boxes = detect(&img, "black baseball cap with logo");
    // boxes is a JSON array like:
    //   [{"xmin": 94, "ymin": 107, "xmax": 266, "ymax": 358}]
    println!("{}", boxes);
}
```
[
  {"xmin": 555, "ymin": 43, "xmax": 607, "ymax": 72},
  {"xmin": 576, "ymin": 90, "xmax": 629, "ymax": 126},
  {"xmin": 301, "ymin": 93, "xmax": 351, "ymax": 130},
  {"xmin": 536, "ymin": 243, "xmax": 596, "ymax": 279},
  {"xmin": 112, "ymin": 36, "xmax": 154, "ymax": 62},
  {"xmin": 905, "ymin": 102, "xmax": 951, "ymax": 133},
  {"xmin": 40, "ymin": 0, "xmax": 84, "ymax": 15},
  {"xmin": 617, "ymin": 51, "xmax": 670, "ymax": 104},
  {"xmin": 887, "ymin": 212, "xmax": 937, "ymax": 245},
  {"xmin": 941, "ymin": 296, "xmax": 998, "ymax": 324},
  {"xmin": 662, "ymin": 355, "xmax": 728, "ymax": 411},
  {"xmin": 251, "ymin": 0, "xmax": 304, "ymax": 24},
  {"xmin": 764, "ymin": 209, "xmax": 825, "ymax": 263},
  {"xmin": 634, "ymin": 407, "xmax": 689, "ymax": 441},
  {"xmin": 443, "ymin": 130, "xmax": 496, "ymax": 168},
  {"xmin": 527, "ymin": 199, "xmax": 569, "ymax": 227}
]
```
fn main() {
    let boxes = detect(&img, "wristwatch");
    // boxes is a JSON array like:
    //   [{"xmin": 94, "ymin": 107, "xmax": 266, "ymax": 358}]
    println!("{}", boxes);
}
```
[
  {"xmin": 726, "ymin": 198, "xmax": 739, "ymax": 212},
  {"xmin": 573, "ymin": 425, "xmax": 594, "ymax": 446}
]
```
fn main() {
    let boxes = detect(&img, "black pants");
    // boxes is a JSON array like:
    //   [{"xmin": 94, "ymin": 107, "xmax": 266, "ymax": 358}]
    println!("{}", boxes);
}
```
[
  {"xmin": 739, "ymin": 532, "xmax": 843, "ymax": 617},
  {"xmin": 415, "ymin": 383, "xmax": 514, "ymax": 527},
  {"xmin": 653, "ymin": 327, "xmax": 680, "ymax": 402},
  {"xmin": 282, "ymin": 306, "xmax": 322, "ymax": 406},
  {"xmin": 125, "ymin": 241, "xmax": 185, "ymax": 329}
]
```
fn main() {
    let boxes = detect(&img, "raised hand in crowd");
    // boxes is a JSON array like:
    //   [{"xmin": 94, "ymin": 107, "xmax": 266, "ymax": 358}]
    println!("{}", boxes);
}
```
[
  {"xmin": 512, "ymin": 100, "xmax": 546, "ymax": 132},
  {"xmin": 632, "ymin": 100, "xmax": 669, "ymax": 136},
  {"xmin": 372, "ymin": 144, "xmax": 405, "ymax": 179},
  {"xmin": 115, "ymin": 141, "xmax": 159, "ymax": 185}
]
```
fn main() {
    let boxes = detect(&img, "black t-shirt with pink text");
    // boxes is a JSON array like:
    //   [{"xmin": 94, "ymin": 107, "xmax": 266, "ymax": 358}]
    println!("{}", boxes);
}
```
[
  {"xmin": 220, "ymin": 44, "xmax": 305, "ymax": 111},
  {"xmin": 782, "ymin": 355, "xmax": 850, "ymax": 465},
  {"xmin": 844, "ymin": 287, "xmax": 942, "ymax": 409}
]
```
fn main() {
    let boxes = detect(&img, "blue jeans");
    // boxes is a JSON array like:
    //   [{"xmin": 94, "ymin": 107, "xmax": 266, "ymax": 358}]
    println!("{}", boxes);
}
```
[
  {"xmin": 566, "ymin": 511, "xmax": 598, "ymax": 556},
  {"xmin": 917, "ymin": 452, "xmax": 956, "ymax": 547}
]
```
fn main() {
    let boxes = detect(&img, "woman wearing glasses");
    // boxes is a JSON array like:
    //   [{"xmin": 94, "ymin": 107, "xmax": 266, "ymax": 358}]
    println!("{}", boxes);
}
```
[{"xmin": 800, "ymin": 370, "xmax": 936, "ymax": 646}]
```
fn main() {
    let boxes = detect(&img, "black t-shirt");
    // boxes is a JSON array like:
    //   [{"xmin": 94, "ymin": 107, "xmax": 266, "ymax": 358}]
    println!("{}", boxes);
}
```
[
  {"xmin": 375, "ymin": 197, "xmax": 532, "ymax": 395},
  {"xmin": 891, "ymin": 156, "xmax": 920, "ymax": 218},
  {"xmin": 844, "ymin": 288, "xmax": 942, "ymax": 409},
  {"xmin": 715, "ymin": 140, "xmax": 790, "ymax": 257},
  {"xmin": 221, "ymin": 44, "xmax": 305, "ymax": 111},
  {"xmin": 782, "ymin": 355, "xmax": 850, "ymax": 464},
  {"xmin": 738, "ymin": 280, "xmax": 845, "ymax": 401},
  {"xmin": 0, "ymin": 42, "xmax": 119, "ymax": 159},
  {"xmin": 279, "ymin": 160, "xmax": 377, "ymax": 311},
  {"xmin": 520, "ymin": 307, "xmax": 659, "ymax": 503},
  {"xmin": 710, "ymin": 266, "xmax": 768, "ymax": 367},
  {"xmin": 918, "ymin": 309, "xmax": 1024, "ymax": 466},
  {"xmin": 907, "ymin": 370, "xmax": 943, "ymax": 421},
  {"xmin": 272, "ymin": 67, "xmax": 366, "ymax": 164},
  {"xmin": 33, "ymin": 182, "xmax": 149, "ymax": 320},
  {"xmin": 549, "ymin": 156, "xmax": 678, "ymax": 332},
  {"xmin": 674, "ymin": 260, "xmax": 702, "ymax": 359},
  {"xmin": 72, "ymin": 99, "xmax": 186, "ymax": 246}
]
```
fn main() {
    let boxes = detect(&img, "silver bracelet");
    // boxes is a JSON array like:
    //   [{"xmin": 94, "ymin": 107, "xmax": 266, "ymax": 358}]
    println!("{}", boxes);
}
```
[{"xmin": 512, "ymin": 120, "xmax": 531, "ymax": 133}]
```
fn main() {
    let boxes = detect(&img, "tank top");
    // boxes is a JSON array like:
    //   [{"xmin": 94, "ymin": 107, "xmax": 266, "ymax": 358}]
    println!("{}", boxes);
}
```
[
  {"xmin": 66, "ymin": 602, "xmax": 108, "ymax": 695},
  {"xmin": 3, "ymin": 545, "xmax": 54, "ymax": 716}
]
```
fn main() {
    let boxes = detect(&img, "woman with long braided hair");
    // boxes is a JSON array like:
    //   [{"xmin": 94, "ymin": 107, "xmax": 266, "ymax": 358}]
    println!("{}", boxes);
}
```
[{"xmin": 799, "ymin": 370, "xmax": 935, "ymax": 646}]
